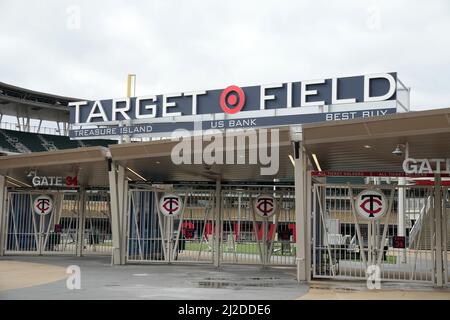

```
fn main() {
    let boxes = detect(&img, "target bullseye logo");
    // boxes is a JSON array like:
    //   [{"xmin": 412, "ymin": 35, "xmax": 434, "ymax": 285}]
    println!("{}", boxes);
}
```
[{"xmin": 220, "ymin": 85, "xmax": 245, "ymax": 114}]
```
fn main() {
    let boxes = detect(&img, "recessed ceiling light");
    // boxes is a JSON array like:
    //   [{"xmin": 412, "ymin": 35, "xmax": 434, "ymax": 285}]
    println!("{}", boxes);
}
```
[{"xmin": 363, "ymin": 145, "xmax": 372, "ymax": 149}]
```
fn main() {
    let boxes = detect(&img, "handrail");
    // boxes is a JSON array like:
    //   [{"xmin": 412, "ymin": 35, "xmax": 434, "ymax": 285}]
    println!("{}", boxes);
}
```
[
  {"xmin": 409, "ymin": 195, "xmax": 432, "ymax": 245},
  {"xmin": 0, "ymin": 122, "xmax": 66, "ymax": 136}
]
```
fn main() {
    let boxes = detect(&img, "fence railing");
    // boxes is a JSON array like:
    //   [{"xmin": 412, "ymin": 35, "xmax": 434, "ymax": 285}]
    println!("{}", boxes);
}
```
[{"xmin": 0, "ymin": 122, "xmax": 66, "ymax": 136}]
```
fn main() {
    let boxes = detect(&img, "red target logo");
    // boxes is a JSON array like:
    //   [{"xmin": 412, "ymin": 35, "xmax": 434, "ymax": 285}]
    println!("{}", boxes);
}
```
[{"xmin": 220, "ymin": 85, "xmax": 245, "ymax": 114}]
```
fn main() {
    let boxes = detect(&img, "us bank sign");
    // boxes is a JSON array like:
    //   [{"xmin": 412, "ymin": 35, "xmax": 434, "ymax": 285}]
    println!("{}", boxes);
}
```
[{"xmin": 68, "ymin": 72, "xmax": 403, "ymax": 139}]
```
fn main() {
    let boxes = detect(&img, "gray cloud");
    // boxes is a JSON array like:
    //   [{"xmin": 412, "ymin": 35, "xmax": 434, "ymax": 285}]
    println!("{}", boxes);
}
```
[{"xmin": 0, "ymin": 0, "xmax": 449, "ymax": 110}]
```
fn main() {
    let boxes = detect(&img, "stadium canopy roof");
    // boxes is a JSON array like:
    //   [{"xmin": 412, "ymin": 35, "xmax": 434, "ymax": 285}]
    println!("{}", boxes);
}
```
[
  {"xmin": 3, "ymin": 107, "xmax": 450, "ymax": 188},
  {"xmin": 302, "ymin": 107, "xmax": 450, "ymax": 172},
  {"xmin": 108, "ymin": 126, "xmax": 294, "ymax": 183},
  {"xmin": 0, "ymin": 127, "xmax": 295, "ymax": 187},
  {"xmin": 0, "ymin": 82, "xmax": 81, "ymax": 122},
  {"xmin": 0, "ymin": 146, "xmax": 109, "ymax": 187}
]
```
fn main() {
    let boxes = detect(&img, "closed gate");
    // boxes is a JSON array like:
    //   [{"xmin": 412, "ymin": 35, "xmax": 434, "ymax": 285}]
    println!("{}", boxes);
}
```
[
  {"xmin": 126, "ymin": 185, "xmax": 296, "ymax": 266},
  {"xmin": 127, "ymin": 188, "xmax": 216, "ymax": 263},
  {"xmin": 220, "ymin": 187, "xmax": 296, "ymax": 266},
  {"xmin": 83, "ymin": 191, "xmax": 112, "ymax": 255},
  {"xmin": 313, "ymin": 183, "xmax": 438, "ymax": 283},
  {"xmin": 3, "ymin": 189, "xmax": 112, "ymax": 256}
]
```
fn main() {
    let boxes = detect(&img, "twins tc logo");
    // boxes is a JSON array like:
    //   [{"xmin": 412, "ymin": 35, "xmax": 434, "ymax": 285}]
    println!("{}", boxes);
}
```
[
  {"xmin": 159, "ymin": 193, "xmax": 182, "ymax": 217},
  {"xmin": 33, "ymin": 195, "xmax": 53, "ymax": 215},
  {"xmin": 254, "ymin": 194, "xmax": 277, "ymax": 217},
  {"xmin": 360, "ymin": 194, "xmax": 382, "ymax": 217},
  {"xmin": 355, "ymin": 189, "xmax": 387, "ymax": 220}
]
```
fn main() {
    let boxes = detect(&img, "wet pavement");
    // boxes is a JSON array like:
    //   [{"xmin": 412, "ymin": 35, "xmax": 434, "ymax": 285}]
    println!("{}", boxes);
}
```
[{"xmin": 0, "ymin": 255, "xmax": 307, "ymax": 299}]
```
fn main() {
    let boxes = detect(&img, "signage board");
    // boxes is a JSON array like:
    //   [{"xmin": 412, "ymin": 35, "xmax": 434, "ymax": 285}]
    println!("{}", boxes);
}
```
[
  {"xmin": 393, "ymin": 236, "xmax": 406, "ymax": 249},
  {"xmin": 355, "ymin": 189, "xmax": 388, "ymax": 220},
  {"xmin": 403, "ymin": 158, "xmax": 450, "ymax": 175},
  {"xmin": 33, "ymin": 195, "xmax": 53, "ymax": 215},
  {"xmin": 159, "ymin": 193, "xmax": 182, "ymax": 217},
  {"xmin": 69, "ymin": 73, "xmax": 398, "ymax": 139},
  {"xmin": 254, "ymin": 194, "xmax": 277, "ymax": 218},
  {"xmin": 31, "ymin": 175, "xmax": 78, "ymax": 187}
]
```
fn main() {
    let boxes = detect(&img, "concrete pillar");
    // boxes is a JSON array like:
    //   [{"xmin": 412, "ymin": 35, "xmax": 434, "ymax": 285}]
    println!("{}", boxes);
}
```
[
  {"xmin": 108, "ymin": 161, "xmax": 123, "ymax": 265},
  {"xmin": 294, "ymin": 141, "xmax": 308, "ymax": 282},
  {"xmin": 434, "ymin": 174, "xmax": 444, "ymax": 287},
  {"xmin": 117, "ymin": 165, "xmax": 128, "ymax": 264},
  {"xmin": 398, "ymin": 177, "xmax": 406, "ymax": 263},
  {"xmin": 0, "ymin": 175, "xmax": 6, "ymax": 256},
  {"xmin": 305, "ymin": 170, "xmax": 312, "ymax": 281}
]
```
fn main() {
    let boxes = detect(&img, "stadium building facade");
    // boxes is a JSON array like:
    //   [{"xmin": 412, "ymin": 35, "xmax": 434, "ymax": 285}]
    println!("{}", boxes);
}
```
[{"xmin": 0, "ymin": 73, "xmax": 449, "ymax": 287}]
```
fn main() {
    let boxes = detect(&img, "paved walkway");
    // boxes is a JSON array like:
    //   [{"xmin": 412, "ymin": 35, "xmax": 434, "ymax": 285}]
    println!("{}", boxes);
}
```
[
  {"xmin": 0, "ymin": 258, "xmax": 66, "ymax": 292},
  {"xmin": 0, "ymin": 256, "xmax": 306, "ymax": 299},
  {"xmin": 1, "ymin": 256, "xmax": 450, "ymax": 299}
]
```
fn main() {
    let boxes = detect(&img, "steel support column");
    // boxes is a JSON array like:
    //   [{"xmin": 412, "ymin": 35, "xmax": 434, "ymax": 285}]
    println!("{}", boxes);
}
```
[
  {"xmin": 77, "ymin": 187, "xmax": 86, "ymax": 256},
  {"xmin": 0, "ymin": 175, "xmax": 6, "ymax": 256},
  {"xmin": 214, "ymin": 179, "xmax": 222, "ymax": 267},
  {"xmin": 294, "ymin": 140, "xmax": 308, "ymax": 282},
  {"xmin": 434, "ymin": 174, "xmax": 444, "ymax": 287},
  {"xmin": 305, "ymin": 170, "xmax": 312, "ymax": 281},
  {"xmin": 398, "ymin": 177, "xmax": 406, "ymax": 263}
]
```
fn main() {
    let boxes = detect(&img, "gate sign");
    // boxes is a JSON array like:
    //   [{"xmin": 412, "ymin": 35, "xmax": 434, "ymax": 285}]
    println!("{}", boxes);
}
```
[
  {"xmin": 159, "ymin": 193, "xmax": 182, "ymax": 217},
  {"xmin": 355, "ymin": 189, "xmax": 388, "ymax": 220},
  {"xmin": 254, "ymin": 194, "xmax": 277, "ymax": 218},
  {"xmin": 33, "ymin": 195, "xmax": 53, "ymax": 215}
]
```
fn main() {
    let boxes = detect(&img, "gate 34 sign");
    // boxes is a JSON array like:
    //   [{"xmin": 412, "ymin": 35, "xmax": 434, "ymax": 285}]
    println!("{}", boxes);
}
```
[
  {"xmin": 355, "ymin": 189, "xmax": 388, "ymax": 220},
  {"xmin": 32, "ymin": 175, "xmax": 78, "ymax": 187}
]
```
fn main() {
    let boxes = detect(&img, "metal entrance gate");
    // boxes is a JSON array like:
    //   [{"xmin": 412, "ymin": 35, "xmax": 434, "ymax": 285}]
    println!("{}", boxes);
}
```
[
  {"xmin": 220, "ymin": 187, "xmax": 296, "ymax": 266},
  {"xmin": 126, "ymin": 185, "xmax": 296, "ymax": 266},
  {"xmin": 312, "ymin": 183, "xmax": 442, "ymax": 283},
  {"xmin": 3, "ymin": 189, "xmax": 112, "ymax": 256},
  {"xmin": 127, "ymin": 188, "xmax": 216, "ymax": 263}
]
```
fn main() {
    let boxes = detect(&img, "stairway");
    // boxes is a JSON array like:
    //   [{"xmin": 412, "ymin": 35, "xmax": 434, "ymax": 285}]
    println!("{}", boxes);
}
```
[
  {"xmin": 409, "ymin": 196, "xmax": 450, "ymax": 250},
  {"xmin": 0, "ymin": 130, "xmax": 31, "ymax": 153},
  {"xmin": 37, "ymin": 134, "xmax": 58, "ymax": 151}
]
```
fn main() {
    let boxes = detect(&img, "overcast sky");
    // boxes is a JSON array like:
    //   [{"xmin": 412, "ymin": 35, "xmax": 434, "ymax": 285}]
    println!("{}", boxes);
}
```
[{"xmin": 0, "ymin": 0, "xmax": 449, "ymax": 111}]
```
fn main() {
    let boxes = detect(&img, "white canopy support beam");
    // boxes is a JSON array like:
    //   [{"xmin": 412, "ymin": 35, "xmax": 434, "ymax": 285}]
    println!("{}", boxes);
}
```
[
  {"xmin": 0, "ymin": 175, "xmax": 6, "ymax": 256},
  {"xmin": 109, "ymin": 160, "xmax": 127, "ymax": 265},
  {"xmin": 293, "ymin": 139, "xmax": 310, "ymax": 282}
]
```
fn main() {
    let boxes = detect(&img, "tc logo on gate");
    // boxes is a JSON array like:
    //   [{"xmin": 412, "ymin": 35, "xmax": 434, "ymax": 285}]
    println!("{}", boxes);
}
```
[
  {"xmin": 33, "ymin": 195, "xmax": 53, "ymax": 215},
  {"xmin": 159, "ymin": 193, "xmax": 182, "ymax": 217},
  {"xmin": 355, "ymin": 189, "xmax": 387, "ymax": 220},
  {"xmin": 254, "ymin": 194, "xmax": 277, "ymax": 218}
]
